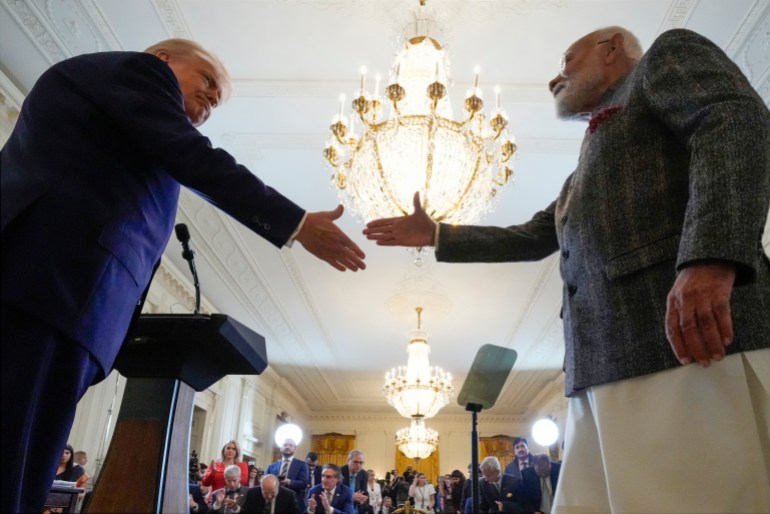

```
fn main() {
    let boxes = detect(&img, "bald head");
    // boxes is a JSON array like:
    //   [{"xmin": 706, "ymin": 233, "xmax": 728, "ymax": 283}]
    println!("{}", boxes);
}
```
[{"xmin": 549, "ymin": 26, "xmax": 643, "ymax": 119}]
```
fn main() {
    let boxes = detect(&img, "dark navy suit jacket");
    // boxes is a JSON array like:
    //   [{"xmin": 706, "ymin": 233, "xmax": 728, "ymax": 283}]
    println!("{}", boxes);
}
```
[
  {"xmin": 479, "ymin": 474, "xmax": 526, "ymax": 513},
  {"xmin": 1, "ymin": 51, "xmax": 304, "ymax": 376},
  {"xmin": 306, "ymin": 484, "xmax": 355, "ymax": 514},
  {"xmin": 520, "ymin": 463, "xmax": 560, "ymax": 513},
  {"xmin": 266, "ymin": 457, "xmax": 310, "ymax": 498}
]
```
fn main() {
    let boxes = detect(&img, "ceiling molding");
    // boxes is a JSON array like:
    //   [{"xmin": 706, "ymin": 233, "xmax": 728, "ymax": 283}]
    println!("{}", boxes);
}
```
[
  {"xmin": 79, "ymin": 0, "xmax": 123, "ymax": 50},
  {"xmin": 657, "ymin": 0, "xmax": 695, "ymax": 34},
  {"xmin": 152, "ymin": 0, "xmax": 193, "ymax": 39},
  {"xmin": 2, "ymin": 0, "xmax": 68, "ymax": 64},
  {"xmin": 726, "ymin": 0, "xmax": 770, "ymax": 87},
  {"xmin": 0, "ymin": 68, "xmax": 23, "ymax": 145},
  {"xmin": 501, "ymin": 254, "xmax": 559, "ymax": 348}
]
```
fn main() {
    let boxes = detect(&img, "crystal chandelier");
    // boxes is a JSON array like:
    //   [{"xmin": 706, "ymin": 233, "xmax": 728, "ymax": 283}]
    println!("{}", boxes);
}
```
[
  {"xmin": 396, "ymin": 417, "xmax": 439, "ymax": 460},
  {"xmin": 383, "ymin": 307, "xmax": 454, "ymax": 419},
  {"xmin": 323, "ymin": 31, "xmax": 517, "ymax": 225}
]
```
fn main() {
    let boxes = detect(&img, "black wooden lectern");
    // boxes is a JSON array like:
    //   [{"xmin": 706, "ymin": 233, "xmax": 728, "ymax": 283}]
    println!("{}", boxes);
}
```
[{"xmin": 85, "ymin": 314, "xmax": 267, "ymax": 513}]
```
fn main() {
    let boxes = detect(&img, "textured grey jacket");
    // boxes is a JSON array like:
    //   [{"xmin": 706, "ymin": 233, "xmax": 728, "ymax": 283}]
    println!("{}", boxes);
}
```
[{"xmin": 437, "ymin": 29, "xmax": 770, "ymax": 396}]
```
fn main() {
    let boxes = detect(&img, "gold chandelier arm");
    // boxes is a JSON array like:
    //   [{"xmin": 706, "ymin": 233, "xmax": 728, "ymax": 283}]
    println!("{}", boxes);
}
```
[
  {"xmin": 372, "ymin": 136, "xmax": 410, "ymax": 216},
  {"xmin": 433, "ymin": 152, "xmax": 484, "ymax": 222}
]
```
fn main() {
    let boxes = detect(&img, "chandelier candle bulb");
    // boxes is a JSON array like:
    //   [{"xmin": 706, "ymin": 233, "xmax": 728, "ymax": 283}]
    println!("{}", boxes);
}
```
[
  {"xmin": 474, "ymin": 65, "xmax": 480, "ymax": 87},
  {"xmin": 495, "ymin": 86, "xmax": 501, "ymax": 109},
  {"xmin": 375, "ymin": 73, "xmax": 381, "ymax": 97},
  {"xmin": 338, "ymin": 94, "xmax": 345, "ymax": 116},
  {"xmin": 360, "ymin": 66, "xmax": 367, "ymax": 91}
]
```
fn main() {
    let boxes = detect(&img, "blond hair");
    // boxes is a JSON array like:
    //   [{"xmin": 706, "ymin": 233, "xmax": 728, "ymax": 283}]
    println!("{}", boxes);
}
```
[{"xmin": 144, "ymin": 38, "xmax": 231, "ymax": 100}]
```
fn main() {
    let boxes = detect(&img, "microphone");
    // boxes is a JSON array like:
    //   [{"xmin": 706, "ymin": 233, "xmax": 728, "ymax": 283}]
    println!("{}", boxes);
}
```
[{"xmin": 174, "ymin": 223, "xmax": 201, "ymax": 315}]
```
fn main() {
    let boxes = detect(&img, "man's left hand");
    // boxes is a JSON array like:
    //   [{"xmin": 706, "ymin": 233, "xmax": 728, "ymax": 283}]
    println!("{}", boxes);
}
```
[{"xmin": 665, "ymin": 262, "xmax": 736, "ymax": 366}]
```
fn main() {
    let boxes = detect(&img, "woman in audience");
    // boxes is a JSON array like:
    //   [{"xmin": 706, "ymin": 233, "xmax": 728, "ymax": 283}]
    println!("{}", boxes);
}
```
[
  {"xmin": 408, "ymin": 473, "xmax": 435, "ymax": 511},
  {"xmin": 201, "ymin": 440, "xmax": 249, "ymax": 493},
  {"xmin": 246, "ymin": 464, "xmax": 259, "ymax": 487},
  {"xmin": 54, "ymin": 444, "xmax": 84, "ymax": 483},
  {"xmin": 366, "ymin": 469, "xmax": 382, "ymax": 512}
]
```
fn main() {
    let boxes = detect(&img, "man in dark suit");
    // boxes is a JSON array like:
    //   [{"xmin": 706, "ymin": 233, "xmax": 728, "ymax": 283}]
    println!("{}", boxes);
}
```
[
  {"xmin": 478, "ymin": 457, "xmax": 526, "ymax": 513},
  {"xmin": 307, "ymin": 463, "xmax": 355, "ymax": 514},
  {"xmin": 305, "ymin": 451, "xmax": 323, "ymax": 491},
  {"xmin": 520, "ymin": 454, "xmax": 560, "ymax": 514},
  {"xmin": 364, "ymin": 25, "xmax": 770, "ymax": 513},
  {"xmin": 339, "ymin": 450, "xmax": 369, "ymax": 511},
  {"xmin": 0, "ymin": 38, "xmax": 366, "ymax": 513},
  {"xmin": 265, "ymin": 438, "xmax": 309, "ymax": 503},
  {"xmin": 240, "ymin": 474, "xmax": 299, "ymax": 514},
  {"xmin": 208, "ymin": 465, "xmax": 249, "ymax": 513},
  {"xmin": 502, "ymin": 437, "xmax": 534, "ymax": 481}
]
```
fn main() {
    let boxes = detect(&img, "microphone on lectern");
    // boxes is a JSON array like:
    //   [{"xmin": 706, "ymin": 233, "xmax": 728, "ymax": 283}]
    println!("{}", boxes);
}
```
[{"xmin": 174, "ymin": 223, "xmax": 201, "ymax": 315}]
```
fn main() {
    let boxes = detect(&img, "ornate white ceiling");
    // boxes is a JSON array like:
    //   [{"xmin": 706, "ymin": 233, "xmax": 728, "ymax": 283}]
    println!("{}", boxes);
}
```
[{"xmin": 2, "ymin": 0, "xmax": 768, "ymax": 423}]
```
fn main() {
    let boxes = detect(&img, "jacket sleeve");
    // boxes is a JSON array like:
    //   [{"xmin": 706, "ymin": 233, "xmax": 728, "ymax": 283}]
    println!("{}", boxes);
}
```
[
  {"xmin": 96, "ymin": 53, "xmax": 305, "ymax": 247},
  {"xmin": 641, "ymin": 29, "xmax": 770, "ymax": 284},
  {"xmin": 436, "ymin": 200, "xmax": 559, "ymax": 263}
]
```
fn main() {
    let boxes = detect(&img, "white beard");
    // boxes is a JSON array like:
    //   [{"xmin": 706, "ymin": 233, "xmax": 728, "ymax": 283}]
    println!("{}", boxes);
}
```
[{"xmin": 554, "ymin": 67, "xmax": 605, "ymax": 120}]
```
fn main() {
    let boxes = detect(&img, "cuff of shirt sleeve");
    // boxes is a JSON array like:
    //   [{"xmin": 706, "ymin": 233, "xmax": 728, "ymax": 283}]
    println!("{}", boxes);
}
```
[{"xmin": 286, "ymin": 212, "xmax": 308, "ymax": 247}]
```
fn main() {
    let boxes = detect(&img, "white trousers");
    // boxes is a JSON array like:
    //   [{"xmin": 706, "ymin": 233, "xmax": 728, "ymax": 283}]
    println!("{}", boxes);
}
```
[{"xmin": 552, "ymin": 348, "xmax": 770, "ymax": 514}]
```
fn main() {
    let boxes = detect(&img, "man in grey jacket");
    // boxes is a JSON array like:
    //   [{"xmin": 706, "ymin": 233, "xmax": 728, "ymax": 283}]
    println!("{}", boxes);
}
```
[{"xmin": 364, "ymin": 26, "xmax": 769, "ymax": 513}]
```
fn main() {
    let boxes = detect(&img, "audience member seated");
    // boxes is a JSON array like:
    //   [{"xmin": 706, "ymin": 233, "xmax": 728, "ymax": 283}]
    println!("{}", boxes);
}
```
[
  {"xmin": 265, "ymin": 437, "xmax": 309, "ymax": 504},
  {"xmin": 408, "ymin": 473, "xmax": 435, "ymax": 512},
  {"xmin": 306, "ymin": 463, "xmax": 354, "ymax": 514},
  {"xmin": 208, "ymin": 465, "xmax": 248, "ymax": 513},
  {"xmin": 54, "ymin": 444, "xmax": 84, "ymax": 484},
  {"xmin": 520, "ymin": 454, "xmax": 561, "ymax": 514},
  {"xmin": 478, "ymin": 456, "xmax": 525, "ymax": 513},
  {"xmin": 378, "ymin": 496, "xmax": 394, "ymax": 514},
  {"xmin": 202, "ymin": 441, "xmax": 249, "ymax": 495},
  {"xmin": 241, "ymin": 474, "xmax": 300, "ymax": 514},
  {"xmin": 503, "ymin": 437, "xmax": 534, "ymax": 480},
  {"xmin": 189, "ymin": 479, "xmax": 208, "ymax": 514}
]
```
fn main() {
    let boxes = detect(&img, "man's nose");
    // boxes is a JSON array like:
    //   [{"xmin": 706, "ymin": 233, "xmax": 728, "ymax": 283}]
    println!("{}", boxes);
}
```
[{"xmin": 548, "ymin": 75, "xmax": 563, "ymax": 94}]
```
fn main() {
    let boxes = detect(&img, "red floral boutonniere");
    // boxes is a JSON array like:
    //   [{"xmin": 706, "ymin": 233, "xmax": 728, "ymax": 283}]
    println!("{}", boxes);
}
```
[{"xmin": 588, "ymin": 106, "xmax": 622, "ymax": 134}]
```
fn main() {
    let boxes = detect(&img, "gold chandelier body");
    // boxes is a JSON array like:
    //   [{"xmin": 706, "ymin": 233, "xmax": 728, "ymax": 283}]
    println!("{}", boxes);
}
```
[{"xmin": 324, "ymin": 36, "xmax": 517, "ymax": 224}]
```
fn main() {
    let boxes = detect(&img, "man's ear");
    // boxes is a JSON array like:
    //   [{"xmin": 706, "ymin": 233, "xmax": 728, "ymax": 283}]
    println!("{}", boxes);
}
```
[
  {"xmin": 604, "ymin": 32, "xmax": 625, "ymax": 64},
  {"xmin": 153, "ymin": 50, "xmax": 171, "ymax": 63}
]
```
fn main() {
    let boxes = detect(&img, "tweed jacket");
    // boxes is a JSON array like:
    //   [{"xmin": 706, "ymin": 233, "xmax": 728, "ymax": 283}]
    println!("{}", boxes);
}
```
[{"xmin": 437, "ymin": 29, "xmax": 770, "ymax": 395}]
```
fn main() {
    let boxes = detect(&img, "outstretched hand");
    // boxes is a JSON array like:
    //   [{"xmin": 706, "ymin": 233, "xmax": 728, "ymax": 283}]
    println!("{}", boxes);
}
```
[
  {"xmin": 295, "ymin": 204, "xmax": 366, "ymax": 271},
  {"xmin": 665, "ymin": 262, "xmax": 736, "ymax": 367},
  {"xmin": 362, "ymin": 192, "xmax": 437, "ymax": 247}
]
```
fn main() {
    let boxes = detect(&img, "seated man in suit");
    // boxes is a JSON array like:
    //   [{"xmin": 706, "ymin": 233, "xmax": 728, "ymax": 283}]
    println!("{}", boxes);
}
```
[
  {"xmin": 209, "ymin": 465, "xmax": 248, "ymax": 513},
  {"xmin": 266, "ymin": 438, "xmax": 309, "ymax": 504},
  {"xmin": 478, "ymin": 456, "xmax": 526, "ymax": 513},
  {"xmin": 520, "ymin": 454, "xmax": 561, "ymax": 514},
  {"xmin": 241, "ymin": 474, "xmax": 299, "ymax": 514},
  {"xmin": 378, "ymin": 496, "xmax": 394, "ymax": 514},
  {"xmin": 307, "ymin": 463, "xmax": 355, "ymax": 514}
]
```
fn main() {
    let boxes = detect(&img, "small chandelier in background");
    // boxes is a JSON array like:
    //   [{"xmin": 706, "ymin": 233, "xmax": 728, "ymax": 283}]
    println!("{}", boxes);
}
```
[
  {"xmin": 396, "ymin": 416, "xmax": 439, "ymax": 460},
  {"xmin": 323, "ymin": 28, "xmax": 517, "ymax": 225},
  {"xmin": 383, "ymin": 307, "xmax": 454, "ymax": 419}
]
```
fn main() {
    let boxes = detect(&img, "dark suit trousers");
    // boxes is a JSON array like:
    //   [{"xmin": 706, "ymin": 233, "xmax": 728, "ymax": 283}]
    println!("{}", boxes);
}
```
[{"xmin": 1, "ymin": 303, "xmax": 101, "ymax": 513}]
